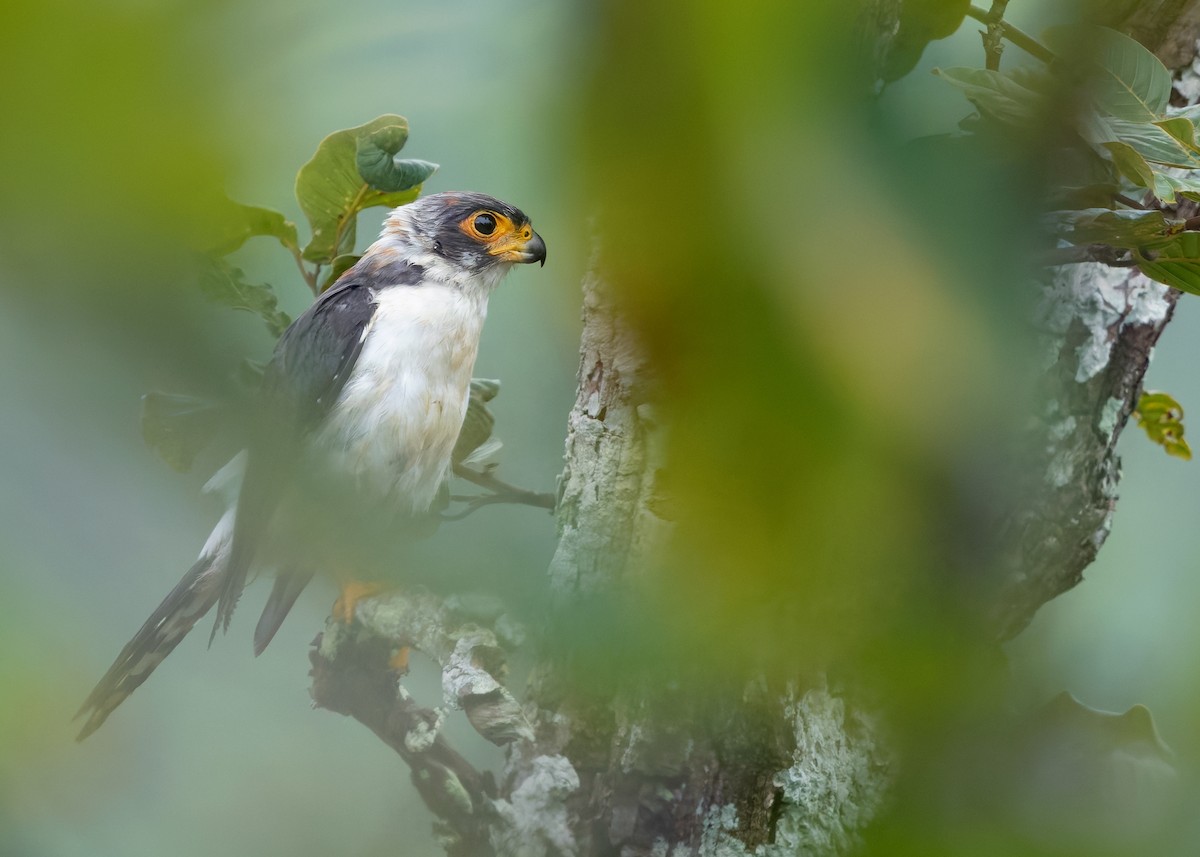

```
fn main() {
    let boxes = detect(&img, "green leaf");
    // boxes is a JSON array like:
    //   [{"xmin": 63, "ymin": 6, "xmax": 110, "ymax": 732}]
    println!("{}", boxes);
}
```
[
  {"xmin": 197, "ymin": 256, "xmax": 292, "ymax": 338},
  {"xmin": 1136, "ymin": 391, "xmax": 1191, "ymax": 460},
  {"xmin": 453, "ymin": 378, "xmax": 502, "ymax": 466},
  {"xmin": 1137, "ymin": 232, "xmax": 1200, "ymax": 294},
  {"xmin": 356, "ymin": 127, "xmax": 438, "ymax": 193},
  {"xmin": 208, "ymin": 199, "xmax": 299, "ymax": 256},
  {"xmin": 318, "ymin": 253, "xmax": 361, "ymax": 293},
  {"xmin": 1044, "ymin": 25, "xmax": 1171, "ymax": 122},
  {"xmin": 1153, "ymin": 171, "xmax": 1200, "ymax": 204},
  {"xmin": 1108, "ymin": 118, "xmax": 1200, "ymax": 169},
  {"xmin": 1047, "ymin": 208, "xmax": 1179, "ymax": 249},
  {"xmin": 1155, "ymin": 117, "xmax": 1197, "ymax": 151},
  {"xmin": 931, "ymin": 67, "xmax": 1043, "ymax": 125},
  {"xmin": 1101, "ymin": 141, "xmax": 1155, "ymax": 188},
  {"xmin": 295, "ymin": 115, "xmax": 430, "ymax": 264},
  {"xmin": 141, "ymin": 392, "xmax": 224, "ymax": 472}
]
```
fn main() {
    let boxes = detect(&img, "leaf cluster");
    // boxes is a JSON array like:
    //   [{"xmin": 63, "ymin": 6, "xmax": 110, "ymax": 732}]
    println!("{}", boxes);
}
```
[
  {"xmin": 936, "ymin": 26, "xmax": 1200, "ymax": 295},
  {"xmin": 203, "ymin": 113, "xmax": 438, "ymax": 330},
  {"xmin": 1135, "ymin": 391, "xmax": 1192, "ymax": 460},
  {"xmin": 145, "ymin": 116, "xmax": 438, "ymax": 471}
]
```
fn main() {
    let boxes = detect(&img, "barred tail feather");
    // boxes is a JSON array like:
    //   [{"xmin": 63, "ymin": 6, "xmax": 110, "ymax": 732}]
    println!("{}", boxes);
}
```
[{"xmin": 75, "ymin": 511, "xmax": 234, "ymax": 741}]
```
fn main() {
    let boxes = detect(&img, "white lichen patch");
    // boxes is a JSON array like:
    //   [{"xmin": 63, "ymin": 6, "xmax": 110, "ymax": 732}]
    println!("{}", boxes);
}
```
[
  {"xmin": 1097, "ymin": 396, "xmax": 1124, "ymax": 437},
  {"xmin": 1048, "ymin": 416, "xmax": 1077, "ymax": 443},
  {"xmin": 1036, "ymin": 263, "xmax": 1170, "ymax": 383},
  {"xmin": 767, "ymin": 685, "xmax": 892, "ymax": 857},
  {"xmin": 1047, "ymin": 450, "xmax": 1077, "ymax": 488},
  {"xmin": 404, "ymin": 706, "xmax": 446, "ymax": 753},
  {"xmin": 689, "ymin": 804, "xmax": 752, "ymax": 857},
  {"xmin": 491, "ymin": 754, "xmax": 580, "ymax": 857}
]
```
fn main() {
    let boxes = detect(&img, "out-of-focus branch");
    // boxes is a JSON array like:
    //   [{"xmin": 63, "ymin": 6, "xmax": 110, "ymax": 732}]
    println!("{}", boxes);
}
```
[
  {"xmin": 309, "ymin": 588, "xmax": 535, "ymax": 855},
  {"xmin": 309, "ymin": 634, "xmax": 496, "ymax": 856},
  {"xmin": 966, "ymin": 4, "xmax": 1055, "ymax": 64},
  {"xmin": 447, "ymin": 463, "xmax": 556, "ymax": 519}
]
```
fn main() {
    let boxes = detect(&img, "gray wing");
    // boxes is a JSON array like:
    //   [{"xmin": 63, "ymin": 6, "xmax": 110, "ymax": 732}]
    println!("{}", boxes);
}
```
[{"xmin": 211, "ymin": 267, "xmax": 418, "ymax": 636}]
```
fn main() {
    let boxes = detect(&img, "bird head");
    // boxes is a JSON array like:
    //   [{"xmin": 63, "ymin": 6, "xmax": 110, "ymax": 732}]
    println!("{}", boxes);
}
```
[{"xmin": 380, "ymin": 192, "xmax": 546, "ymax": 285}]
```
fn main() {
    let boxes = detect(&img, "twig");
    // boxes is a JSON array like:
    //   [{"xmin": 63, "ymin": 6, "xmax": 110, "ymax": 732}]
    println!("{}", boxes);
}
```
[
  {"xmin": 1114, "ymin": 193, "xmax": 1147, "ymax": 210},
  {"xmin": 287, "ymin": 244, "xmax": 321, "ymax": 296},
  {"xmin": 979, "ymin": 0, "xmax": 1009, "ymax": 70},
  {"xmin": 1042, "ymin": 244, "xmax": 1141, "ymax": 267},
  {"xmin": 451, "ymin": 464, "xmax": 556, "ymax": 513},
  {"xmin": 442, "ymin": 492, "xmax": 553, "ymax": 521},
  {"xmin": 966, "ymin": 5, "xmax": 1055, "ymax": 64}
]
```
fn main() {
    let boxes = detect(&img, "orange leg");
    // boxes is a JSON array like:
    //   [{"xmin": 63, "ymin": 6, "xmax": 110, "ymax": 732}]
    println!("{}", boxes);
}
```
[
  {"xmin": 331, "ymin": 577, "xmax": 409, "ymax": 672},
  {"xmin": 332, "ymin": 579, "xmax": 388, "ymax": 624},
  {"xmin": 389, "ymin": 646, "xmax": 411, "ymax": 673}
]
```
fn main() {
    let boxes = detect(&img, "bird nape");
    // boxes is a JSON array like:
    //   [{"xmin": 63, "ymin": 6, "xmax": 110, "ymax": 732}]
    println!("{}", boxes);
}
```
[{"xmin": 75, "ymin": 192, "xmax": 546, "ymax": 741}]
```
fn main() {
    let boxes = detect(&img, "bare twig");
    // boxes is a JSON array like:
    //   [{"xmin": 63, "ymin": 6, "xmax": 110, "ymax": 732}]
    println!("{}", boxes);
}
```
[
  {"xmin": 979, "ymin": 0, "xmax": 1009, "ymax": 70},
  {"xmin": 287, "ymin": 244, "xmax": 321, "ymax": 296},
  {"xmin": 1042, "ymin": 244, "xmax": 1141, "ymax": 267},
  {"xmin": 450, "ymin": 464, "xmax": 556, "ymax": 514},
  {"xmin": 966, "ymin": 4, "xmax": 1055, "ymax": 64}
]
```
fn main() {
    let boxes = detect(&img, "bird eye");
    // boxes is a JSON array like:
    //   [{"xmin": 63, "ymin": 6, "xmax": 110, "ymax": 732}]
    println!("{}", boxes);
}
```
[{"xmin": 473, "ymin": 213, "xmax": 497, "ymax": 235}]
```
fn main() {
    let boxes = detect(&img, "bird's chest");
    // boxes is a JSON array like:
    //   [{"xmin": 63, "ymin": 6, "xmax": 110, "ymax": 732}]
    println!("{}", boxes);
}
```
[{"xmin": 317, "ymin": 285, "xmax": 487, "ymax": 513}]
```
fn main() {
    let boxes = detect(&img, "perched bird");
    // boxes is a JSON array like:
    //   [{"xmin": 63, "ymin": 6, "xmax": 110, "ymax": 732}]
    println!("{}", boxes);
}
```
[{"xmin": 76, "ymin": 192, "xmax": 546, "ymax": 740}]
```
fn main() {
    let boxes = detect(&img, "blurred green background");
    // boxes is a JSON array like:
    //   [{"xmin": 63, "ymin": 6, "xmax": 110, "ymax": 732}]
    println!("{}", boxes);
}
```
[{"xmin": 1, "ymin": 0, "xmax": 1198, "ymax": 854}]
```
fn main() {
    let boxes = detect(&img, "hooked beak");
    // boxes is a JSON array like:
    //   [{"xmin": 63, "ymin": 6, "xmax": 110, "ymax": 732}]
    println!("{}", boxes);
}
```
[
  {"xmin": 522, "ymin": 231, "xmax": 547, "ymax": 267},
  {"xmin": 489, "ymin": 229, "xmax": 547, "ymax": 267}
]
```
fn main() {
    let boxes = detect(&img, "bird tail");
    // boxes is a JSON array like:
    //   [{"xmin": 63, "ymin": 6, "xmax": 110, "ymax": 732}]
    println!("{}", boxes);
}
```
[
  {"xmin": 75, "ymin": 510, "xmax": 234, "ymax": 741},
  {"xmin": 253, "ymin": 570, "xmax": 314, "ymax": 656}
]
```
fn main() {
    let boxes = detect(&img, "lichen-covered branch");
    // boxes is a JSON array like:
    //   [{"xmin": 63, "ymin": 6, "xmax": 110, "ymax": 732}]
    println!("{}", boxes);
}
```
[
  {"xmin": 992, "ymin": 264, "xmax": 1176, "ymax": 639},
  {"xmin": 987, "ymin": 19, "xmax": 1200, "ymax": 638},
  {"xmin": 309, "ymin": 588, "xmax": 535, "ymax": 854}
]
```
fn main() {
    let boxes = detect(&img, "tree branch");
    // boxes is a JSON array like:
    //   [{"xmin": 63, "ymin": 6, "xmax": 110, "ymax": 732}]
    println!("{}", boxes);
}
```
[
  {"xmin": 1041, "ymin": 244, "xmax": 1141, "ymax": 267},
  {"xmin": 309, "ymin": 632, "xmax": 496, "ymax": 857},
  {"xmin": 308, "ymin": 588, "xmax": 536, "ymax": 854},
  {"xmin": 966, "ymin": 4, "xmax": 1056, "ymax": 64},
  {"xmin": 450, "ymin": 463, "xmax": 556, "ymax": 515}
]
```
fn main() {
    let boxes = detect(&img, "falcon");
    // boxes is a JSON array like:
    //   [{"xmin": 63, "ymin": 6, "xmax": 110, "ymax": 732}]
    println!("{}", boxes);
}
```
[{"xmin": 76, "ymin": 191, "xmax": 546, "ymax": 740}]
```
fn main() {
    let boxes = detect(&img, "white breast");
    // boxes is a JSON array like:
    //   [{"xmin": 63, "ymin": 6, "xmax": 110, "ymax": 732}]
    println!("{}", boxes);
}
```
[{"xmin": 316, "ymin": 284, "xmax": 489, "ymax": 515}]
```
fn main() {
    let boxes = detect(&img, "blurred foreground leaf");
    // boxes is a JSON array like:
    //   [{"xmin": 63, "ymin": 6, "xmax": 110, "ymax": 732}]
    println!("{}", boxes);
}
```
[
  {"xmin": 882, "ymin": 0, "xmax": 969, "ymax": 82},
  {"xmin": 1135, "ymin": 390, "xmax": 1191, "ymax": 460},
  {"xmin": 208, "ymin": 199, "xmax": 299, "ymax": 256},
  {"xmin": 141, "ymin": 392, "xmax": 224, "ymax": 472},
  {"xmin": 1012, "ymin": 692, "xmax": 1179, "ymax": 848}
]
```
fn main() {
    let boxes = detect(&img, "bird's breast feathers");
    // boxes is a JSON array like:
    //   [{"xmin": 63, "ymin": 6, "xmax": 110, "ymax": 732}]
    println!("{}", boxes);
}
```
[{"xmin": 315, "ymin": 283, "xmax": 488, "ymax": 514}]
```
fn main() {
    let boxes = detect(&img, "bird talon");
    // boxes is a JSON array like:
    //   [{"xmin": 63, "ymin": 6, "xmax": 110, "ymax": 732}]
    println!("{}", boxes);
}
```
[{"xmin": 332, "ymin": 580, "xmax": 387, "ymax": 623}]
